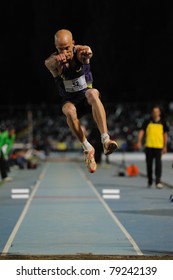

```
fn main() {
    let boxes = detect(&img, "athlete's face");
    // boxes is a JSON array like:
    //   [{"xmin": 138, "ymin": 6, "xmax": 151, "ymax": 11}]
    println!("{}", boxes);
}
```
[
  {"xmin": 55, "ymin": 35, "xmax": 74, "ymax": 62},
  {"xmin": 152, "ymin": 107, "xmax": 161, "ymax": 120},
  {"xmin": 9, "ymin": 128, "xmax": 15, "ymax": 137}
]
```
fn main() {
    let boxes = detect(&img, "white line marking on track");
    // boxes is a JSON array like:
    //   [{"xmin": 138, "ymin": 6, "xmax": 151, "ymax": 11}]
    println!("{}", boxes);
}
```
[
  {"xmin": 11, "ymin": 188, "xmax": 30, "ymax": 194},
  {"xmin": 1, "ymin": 162, "xmax": 49, "ymax": 256},
  {"xmin": 102, "ymin": 194, "xmax": 120, "ymax": 199},
  {"xmin": 11, "ymin": 188, "xmax": 30, "ymax": 199},
  {"xmin": 77, "ymin": 166, "xmax": 143, "ymax": 256},
  {"xmin": 102, "ymin": 189, "xmax": 120, "ymax": 194},
  {"xmin": 11, "ymin": 194, "xmax": 30, "ymax": 199}
]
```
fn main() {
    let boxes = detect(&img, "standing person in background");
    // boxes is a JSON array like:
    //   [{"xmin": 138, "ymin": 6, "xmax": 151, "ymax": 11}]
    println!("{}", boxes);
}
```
[
  {"xmin": 0, "ymin": 126, "xmax": 16, "ymax": 182},
  {"xmin": 136, "ymin": 105, "xmax": 169, "ymax": 189},
  {"xmin": 45, "ymin": 29, "xmax": 118, "ymax": 173}
]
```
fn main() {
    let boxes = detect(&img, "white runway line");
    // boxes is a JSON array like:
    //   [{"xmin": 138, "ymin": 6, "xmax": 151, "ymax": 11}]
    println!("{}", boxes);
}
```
[
  {"xmin": 11, "ymin": 194, "xmax": 29, "ymax": 199},
  {"xmin": 1, "ymin": 162, "xmax": 49, "ymax": 256},
  {"xmin": 78, "ymin": 165, "xmax": 143, "ymax": 256},
  {"xmin": 11, "ymin": 188, "xmax": 30, "ymax": 199},
  {"xmin": 102, "ymin": 189, "xmax": 120, "ymax": 199},
  {"xmin": 11, "ymin": 188, "xmax": 30, "ymax": 194},
  {"xmin": 102, "ymin": 194, "xmax": 120, "ymax": 199},
  {"xmin": 102, "ymin": 189, "xmax": 120, "ymax": 194}
]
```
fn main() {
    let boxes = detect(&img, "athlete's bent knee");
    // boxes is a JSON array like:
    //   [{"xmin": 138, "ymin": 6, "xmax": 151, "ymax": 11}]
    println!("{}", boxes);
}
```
[
  {"xmin": 62, "ymin": 103, "xmax": 77, "ymax": 119},
  {"xmin": 85, "ymin": 89, "xmax": 100, "ymax": 104}
]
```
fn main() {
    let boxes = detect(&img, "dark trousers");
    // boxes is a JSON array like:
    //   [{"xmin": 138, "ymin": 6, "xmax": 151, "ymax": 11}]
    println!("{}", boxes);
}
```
[
  {"xmin": 145, "ymin": 147, "xmax": 162, "ymax": 185},
  {"xmin": 0, "ymin": 150, "xmax": 8, "ymax": 179}
]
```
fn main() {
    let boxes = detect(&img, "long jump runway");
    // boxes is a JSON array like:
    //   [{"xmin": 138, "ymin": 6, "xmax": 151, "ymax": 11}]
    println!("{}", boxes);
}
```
[{"xmin": 0, "ymin": 152, "xmax": 173, "ymax": 258}]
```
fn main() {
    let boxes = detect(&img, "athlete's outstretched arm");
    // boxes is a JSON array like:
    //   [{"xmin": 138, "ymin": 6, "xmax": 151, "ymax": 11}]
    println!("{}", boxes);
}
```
[
  {"xmin": 44, "ymin": 52, "xmax": 64, "ymax": 77},
  {"xmin": 75, "ymin": 45, "xmax": 93, "ymax": 64}
]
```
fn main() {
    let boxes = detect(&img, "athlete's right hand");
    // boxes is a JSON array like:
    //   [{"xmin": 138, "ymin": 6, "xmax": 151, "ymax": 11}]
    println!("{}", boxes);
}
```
[
  {"xmin": 55, "ymin": 53, "xmax": 67, "ymax": 65},
  {"xmin": 45, "ymin": 53, "xmax": 65, "ymax": 77},
  {"xmin": 135, "ymin": 141, "xmax": 142, "ymax": 150}
]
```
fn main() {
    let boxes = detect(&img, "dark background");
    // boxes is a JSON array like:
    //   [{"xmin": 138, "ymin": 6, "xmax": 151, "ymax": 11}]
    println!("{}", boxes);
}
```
[{"xmin": 0, "ymin": 0, "xmax": 172, "ymax": 105}]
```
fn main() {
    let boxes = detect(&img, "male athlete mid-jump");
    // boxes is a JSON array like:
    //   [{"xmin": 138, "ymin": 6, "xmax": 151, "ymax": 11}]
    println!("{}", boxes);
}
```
[{"xmin": 45, "ymin": 29, "xmax": 118, "ymax": 173}]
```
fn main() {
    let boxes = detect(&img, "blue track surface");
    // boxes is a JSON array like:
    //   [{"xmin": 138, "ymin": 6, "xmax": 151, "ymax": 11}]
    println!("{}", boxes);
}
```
[{"xmin": 0, "ymin": 152, "xmax": 173, "ymax": 257}]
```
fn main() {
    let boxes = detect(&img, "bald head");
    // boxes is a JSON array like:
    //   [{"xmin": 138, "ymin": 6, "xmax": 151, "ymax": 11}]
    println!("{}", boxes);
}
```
[
  {"xmin": 55, "ymin": 29, "xmax": 73, "ymax": 47},
  {"xmin": 54, "ymin": 29, "xmax": 74, "ymax": 61}
]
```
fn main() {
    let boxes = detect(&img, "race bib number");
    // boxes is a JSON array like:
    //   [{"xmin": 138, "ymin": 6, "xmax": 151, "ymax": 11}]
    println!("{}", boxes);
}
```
[{"xmin": 63, "ymin": 75, "xmax": 87, "ymax": 92}]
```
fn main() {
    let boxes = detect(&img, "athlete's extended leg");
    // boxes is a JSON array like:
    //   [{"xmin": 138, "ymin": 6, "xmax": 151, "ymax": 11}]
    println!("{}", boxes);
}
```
[
  {"xmin": 62, "ymin": 102, "xmax": 85, "ymax": 143},
  {"xmin": 85, "ymin": 88, "xmax": 118, "ymax": 155},
  {"xmin": 62, "ymin": 102, "xmax": 97, "ymax": 173}
]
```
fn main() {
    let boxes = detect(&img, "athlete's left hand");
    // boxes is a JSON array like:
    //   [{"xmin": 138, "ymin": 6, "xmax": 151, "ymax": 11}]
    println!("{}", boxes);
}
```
[
  {"xmin": 162, "ymin": 147, "xmax": 167, "ymax": 154},
  {"xmin": 76, "ymin": 45, "xmax": 93, "ymax": 63}
]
